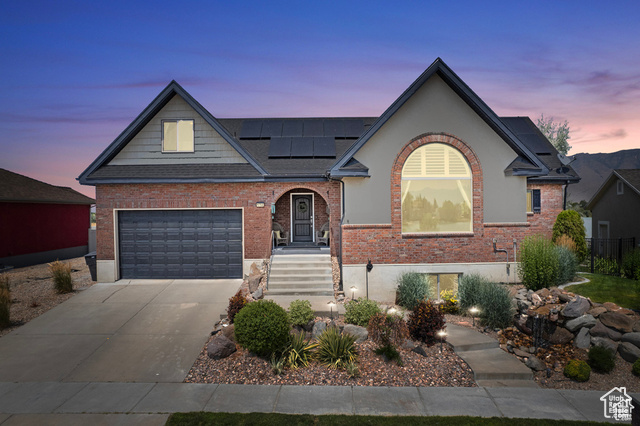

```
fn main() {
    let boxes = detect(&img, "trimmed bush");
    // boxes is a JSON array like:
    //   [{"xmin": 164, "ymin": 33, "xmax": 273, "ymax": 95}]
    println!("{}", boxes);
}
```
[
  {"xmin": 407, "ymin": 300, "xmax": 445, "ymax": 346},
  {"xmin": 49, "ymin": 260, "xmax": 73, "ymax": 294},
  {"xmin": 288, "ymin": 299, "xmax": 314, "ymax": 327},
  {"xmin": 622, "ymin": 248, "xmax": 640, "ymax": 280},
  {"xmin": 315, "ymin": 327, "xmax": 358, "ymax": 369},
  {"xmin": 227, "ymin": 290, "xmax": 247, "ymax": 323},
  {"xmin": 0, "ymin": 275, "xmax": 10, "ymax": 329},
  {"xmin": 563, "ymin": 359, "xmax": 591, "ymax": 382},
  {"xmin": 458, "ymin": 274, "xmax": 489, "ymax": 310},
  {"xmin": 519, "ymin": 235, "xmax": 559, "ymax": 290},
  {"xmin": 234, "ymin": 300, "xmax": 291, "ymax": 357},
  {"xmin": 344, "ymin": 297, "xmax": 381, "ymax": 327},
  {"xmin": 367, "ymin": 312, "xmax": 409, "ymax": 346},
  {"xmin": 633, "ymin": 359, "xmax": 640, "ymax": 377},
  {"xmin": 588, "ymin": 345, "xmax": 615, "ymax": 373},
  {"xmin": 555, "ymin": 246, "xmax": 578, "ymax": 285},
  {"xmin": 477, "ymin": 283, "xmax": 514, "ymax": 329},
  {"xmin": 552, "ymin": 210, "xmax": 587, "ymax": 262},
  {"xmin": 396, "ymin": 272, "xmax": 430, "ymax": 310}
]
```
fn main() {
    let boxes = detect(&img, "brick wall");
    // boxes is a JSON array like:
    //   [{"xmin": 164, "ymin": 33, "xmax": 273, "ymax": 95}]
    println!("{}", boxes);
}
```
[
  {"xmin": 341, "ymin": 133, "xmax": 564, "ymax": 265},
  {"xmin": 273, "ymin": 189, "xmax": 330, "ymax": 238},
  {"xmin": 96, "ymin": 181, "xmax": 341, "ymax": 262}
]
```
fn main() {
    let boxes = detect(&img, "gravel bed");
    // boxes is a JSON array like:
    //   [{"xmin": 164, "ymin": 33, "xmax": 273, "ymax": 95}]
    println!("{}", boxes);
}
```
[
  {"xmin": 0, "ymin": 257, "xmax": 94, "ymax": 337},
  {"xmin": 185, "ymin": 334, "xmax": 476, "ymax": 387}
]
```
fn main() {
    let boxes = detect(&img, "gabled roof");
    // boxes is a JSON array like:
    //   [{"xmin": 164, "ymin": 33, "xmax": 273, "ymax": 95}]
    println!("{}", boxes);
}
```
[
  {"xmin": 587, "ymin": 169, "xmax": 640, "ymax": 209},
  {"xmin": 329, "ymin": 58, "xmax": 549, "ymax": 178},
  {"xmin": 0, "ymin": 168, "xmax": 94, "ymax": 204},
  {"xmin": 78, "ymin": 81, "xmax": 267, "ymax": 185}
]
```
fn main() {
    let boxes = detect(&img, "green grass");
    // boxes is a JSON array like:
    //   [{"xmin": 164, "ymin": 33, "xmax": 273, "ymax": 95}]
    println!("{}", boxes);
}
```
[
  {"xmin": 165, "ymin": 412, "xmax": 604, "ymax": 426},
  {"xmin": 565, "ymin": 273, "xmax": 640, "ymax": 310}
]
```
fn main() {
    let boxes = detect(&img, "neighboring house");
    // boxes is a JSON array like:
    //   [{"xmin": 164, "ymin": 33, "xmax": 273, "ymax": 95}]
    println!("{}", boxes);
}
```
[
  {"xmin": 587, "ymin": 169, "xmax": 640, "ymax": 244},
  {"xmin": 0, "ymin": 168, "xmax": 95, "ymax": 268},
  {"xmin": 78, "ymin": 58, "xmax": 579, "ymax": 300}
]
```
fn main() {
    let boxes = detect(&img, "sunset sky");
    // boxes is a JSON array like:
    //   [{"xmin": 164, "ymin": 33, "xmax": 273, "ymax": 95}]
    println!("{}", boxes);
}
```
[{"xmin": 1, "ymin": 1, "xmax": 639, "ymax": 198}]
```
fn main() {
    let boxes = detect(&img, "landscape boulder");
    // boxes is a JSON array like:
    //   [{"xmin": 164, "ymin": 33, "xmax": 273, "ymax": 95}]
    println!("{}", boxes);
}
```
[
  {"xmin": 634, "ymin": 321, "xmax": 640, "ymax": 333},
  {"xmin": 621, "ymin": 332, "xmax": 640, "ymax": 349},
  {"xmin": 589, "ymin": 321, "xmax": 622, "ymax": 341},
  {"xmin": 573, "ymin": 327, "xmax": 591, "ymax": 349},
  {"xmin": 618, "ymin": 342, "xmax": 640, "ymax": 363},
  {"xmin": 587, "ymin": 307, "xmax": 607, "ymax": 318},
  {"xmin": 312, "ymin": 321, "xmax": 327, "ymax": 340},
  {"xmin": 599, "ymin": 312, "xmax": 635, "ymax": 334},
  {"xmin": 546, "ymin": 327, "xmax": 573, "ymax": 345},
  {"xmin": 221, "ymin": 324, "xmax": 236, "ymax": 342},
  {"xmin": 207, "ymin": 335, "xmax": 237, "ymax": 360},
  {"xmin": 412, "ymin": 346, "xmax": 428, "ymax": 357},
  {"xmin": 561, "ymin": 296, "xmax": 590, "ymax": 318},
  {"xmin": 565, "ymin": 314, "xmax": 597, "ymax": 332},
  {"xmin": 525, "ymin": 356, "xmax": 547, "ymax": 371},
  {"xmin": 343, "ymin": 324, "xmax": 368, "ymax": 343},
  {"xmin": 251, "ymin": 287, "xmax": 263, "ymax": 300},
  {"xmin": 591, "ymin": 336, "xmax": 618, "ymax": 354}
]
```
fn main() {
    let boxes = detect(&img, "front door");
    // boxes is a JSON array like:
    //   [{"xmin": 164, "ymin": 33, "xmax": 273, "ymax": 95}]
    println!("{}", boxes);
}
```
[{"xmin": 292, "ymin": 195, "xmax": 313, "ymax": 242}]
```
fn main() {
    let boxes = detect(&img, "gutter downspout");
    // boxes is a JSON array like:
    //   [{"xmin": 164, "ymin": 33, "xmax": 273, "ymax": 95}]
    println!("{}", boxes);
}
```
[{"xmin": 328, "ymin": 173, "xmax": 345, "ymax": 292}]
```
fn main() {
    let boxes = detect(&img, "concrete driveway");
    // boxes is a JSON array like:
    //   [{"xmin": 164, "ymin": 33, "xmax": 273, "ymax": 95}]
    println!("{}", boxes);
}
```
[{"xmin": 0, "ymin": 279, "xmax": 240, "ymax": 383}]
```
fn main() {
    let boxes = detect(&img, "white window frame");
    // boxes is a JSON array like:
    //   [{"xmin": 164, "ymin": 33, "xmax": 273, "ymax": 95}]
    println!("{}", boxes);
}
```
[{"xmin": 162, "ymin": 119, "xmax": 195, "ymax": 153}]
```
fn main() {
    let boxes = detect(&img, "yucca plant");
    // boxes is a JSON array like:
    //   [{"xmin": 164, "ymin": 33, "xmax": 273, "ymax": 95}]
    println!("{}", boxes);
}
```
[
  {"xmin": 315, "ymin": 327, "xmax": 358, "ymax": 369},
  {"xmin": 49, "ymin": 260, "xmax": 73, "ymax": 294},
  {"xmin": 285, "ymin": 331, "xmax": 318, "ymax": 369},
  {"xmin": 270, "ymin": 353, "xmax": 285, "ymax": 375},
  {"xmin": 0, "ymin": 275, "xmax": 10, "ymax": 329}
]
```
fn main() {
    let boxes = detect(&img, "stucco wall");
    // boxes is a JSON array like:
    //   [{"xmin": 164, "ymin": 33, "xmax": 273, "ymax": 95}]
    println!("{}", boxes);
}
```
[{"xmin": 343, "ymin": 74, "xmax": 527, "ymax": 225}]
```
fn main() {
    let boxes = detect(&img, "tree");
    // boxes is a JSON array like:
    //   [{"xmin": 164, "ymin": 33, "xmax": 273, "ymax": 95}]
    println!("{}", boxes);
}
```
[
  {"xmin": 552, "ymin": 210, "xmax": 587, "ymax": 262},
  {"xmin": 537, "ymin": 114, "xmax": 571, "ymax": 155}
]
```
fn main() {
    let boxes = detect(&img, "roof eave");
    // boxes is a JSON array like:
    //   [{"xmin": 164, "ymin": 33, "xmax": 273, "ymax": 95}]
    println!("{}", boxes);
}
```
[{"xmin": 82, "ymin": 177, "xmax": 266, "ymax": 185}]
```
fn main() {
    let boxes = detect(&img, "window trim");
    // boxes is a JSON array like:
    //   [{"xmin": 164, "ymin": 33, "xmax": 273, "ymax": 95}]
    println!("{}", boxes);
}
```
[
  {"xmin": 425, "ymin": 272, "xmax": 461, "ymax": 301},
  {"xmin": 527, "ymin": 188, "xmax": 541, "ymax": 214},
  {"xmin": 162, "ymin": 119, "xmax": 195, "ymax": 153}
]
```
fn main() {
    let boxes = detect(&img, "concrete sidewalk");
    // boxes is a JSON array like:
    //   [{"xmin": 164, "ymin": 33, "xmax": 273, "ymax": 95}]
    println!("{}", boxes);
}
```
[{"xmin": 0, "ymin": 382, "xmax": 636, "ymax": 424}]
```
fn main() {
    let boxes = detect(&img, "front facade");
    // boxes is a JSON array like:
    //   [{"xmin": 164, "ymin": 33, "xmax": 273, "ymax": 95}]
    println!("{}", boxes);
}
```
[{"xmin": 79, "ymin": 59, "xmax": 579, "ymax": 300}]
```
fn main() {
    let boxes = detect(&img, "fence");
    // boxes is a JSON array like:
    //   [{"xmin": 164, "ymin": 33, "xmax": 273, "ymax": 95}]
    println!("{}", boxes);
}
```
[{"xmin": 587, "ymin": 237, "xmax": 636, "ymax": 276}]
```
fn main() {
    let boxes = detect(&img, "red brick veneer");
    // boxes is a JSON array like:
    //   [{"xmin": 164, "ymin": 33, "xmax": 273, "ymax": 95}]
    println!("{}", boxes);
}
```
[
  {"xmin": 341, "ymin": 133, "xmax": 563, "ymax": 265},
  {"xmin": 96, "ymin": 181, "xmax": 341, "ymax": 262}
]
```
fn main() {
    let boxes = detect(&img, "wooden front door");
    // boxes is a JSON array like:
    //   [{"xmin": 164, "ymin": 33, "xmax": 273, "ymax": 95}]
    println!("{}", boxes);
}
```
[{"xmin": 292, "ymin": 195, "xmax": 313, "ymax": 242}]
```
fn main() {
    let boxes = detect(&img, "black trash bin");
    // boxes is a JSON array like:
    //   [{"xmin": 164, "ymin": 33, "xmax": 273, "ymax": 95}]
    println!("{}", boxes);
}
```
[{"xmin": 85, "ymin": 251, "xmax": 97, "ymax": 281}]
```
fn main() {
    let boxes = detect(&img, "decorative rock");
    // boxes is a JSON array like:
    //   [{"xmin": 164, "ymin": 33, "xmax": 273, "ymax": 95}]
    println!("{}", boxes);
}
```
[
  {"xmin": 251, "ymin": 287, "xmax": 263, "ymax": 300},
  {"xmin": 603, "ymin": 302, "xmax": 621, "ymax": 312},
  {"xmin": 343, "ymin": 324, "xmax": 368, "ymax": 343},
  {"xmin": 621, "ymin": 332, "xmax": 640, "ymax": 349},
  {"xmin": 558, "ymin": 293, "xmax": 572, "ymax": 303},
  {"xmin": 562, "ymin": 296, "xmax": 590, "ymax": 318},
  {"xmin": 515, "ymin": 316, "xmax": 532, "ymax": 335},
  {"xmin": 618, "ymin": 342, "xmax": 640, "ymax": 363},
  {"xmin": 634, "ymin": 321, "xmax": 640, "ymax": 333},
  {"xmin": 525, "ymin": 356, "xmax": 547, "ymax": 371},
  {"xmin": 250, "ymin": 262, "xmax": 261, "ymax": 276},
  {"xmin": 599, "ymin": 312, "xmax": 635, "ymax": 333},
  {"xmin": 589, "ymin": 321, "xmax": 622, "ymax": 341},
  {"xmin": 587, "ymin": 307, "xmax": 607, "ymax": 318},
  {"xmin": 591, "ymin": 336, "xmax": 618, "ymax": 354},
  {"xmin": 547, "ymin": 327, "xmax": 574, "ymax": 345},
  {"xmin": 517, "ymin": 300, "xmax": 532, "ymax": 313},
  {"xmin": 412, "ymin": 346, "xmax": 428, "ymax": 357},
  {"xmin": 221, "ymin": 324, "xmax": 235, "ymax": 342},
  {"xmin": 513, "ymin": 348, "xmax": 531, "ymax": 358},
  {"xmin": 401, "ymin": 339, "xmax": 416, "ymax": 350},
  {"xmin": 531, "ymin": 294, "xmax": 543, "ymax": 306},
  {"xmin": 312, "ymin": 321, "xmax": 327, "ymax": 339},
  {"xmin": 565, "ymin": 314, "xmax": 597, "ymax": 332},
  {"xmin": 535, "ymin": 288, "xmax": 551, "ymax": 299},
  {"xmin": 549, "ymin": 287, "xmax": 562, "ymax": 297},
  {"xmin": 207, "ymin": 335, "xmax": 236, "ymax": 360},
  {"xmin": 304, "ymin": 319, "xmax": 315, "ymax": 333},
  {"xmin": 573, "ymin": 327, "xmax": 591, "ymax": 349},
  {"xmin": 618, "ymin": 308, "xmax": 636, "ymax": 315}
]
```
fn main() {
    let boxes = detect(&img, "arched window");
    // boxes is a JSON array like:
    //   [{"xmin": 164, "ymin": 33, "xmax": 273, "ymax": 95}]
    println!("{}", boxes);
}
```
[{"xmin": 401, "ymin": 143, "xmax": 472, "ymax": 233}]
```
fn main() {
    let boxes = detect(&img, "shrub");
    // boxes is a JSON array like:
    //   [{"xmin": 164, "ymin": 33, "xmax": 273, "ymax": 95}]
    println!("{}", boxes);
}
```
[
  {"xmin": 594, "ymin": 257, "xmax": 619, "ymax": 275},
  {"xmin": 344, "ymin": 297, "xmax": 381, "ymax": 327},
  {"xmin": 49, "ymin": 260, "xmax": 73, "ymax": 294},
  {"xmin": 588, "ymin": 346, "xmax": 615, "ymax": 373},
  {"xmin": 315, "ymin": 327, "xmax": 358, "ymax": 369},
  {"xmin": 227, "ymin": 290, "xmax": 247, "ymax": 323},
  {"xmin": 270, "ymin": 353, "xmax": 285, "ymax": 375},
  {"xmin": 396, "ymin": 272, "xmax": 430, "ymax": 310},
  {"xmin": 407, "ymin": 300, "xmax": 445, "ymax": 346},
  {"xmin": 0, "ymin": 275, "xmax": 10, "ymax": 329},
  {"xmin": 622, "ymin": 248, "xmax": 640, "ymax": 280},
  {"xmin": 288, "ymin": 299, "xmax": 314, "ymax": 327},
  {"xmin": 374, "ymin": 343, "xmax": 403, "ymax": 366},
  {"xmin": 555, "ymin": 246, "xmax": 578, "ymax": 285},
  {"xmin": 519, "ymin": 235, "xmax": 558, "ymax": 290},
  {"xmin": 555, "ymin": 234, "xmax": 577, "ymax": 253},
  {"xmin": 633, "ymin": 359, "xmax": 640, "ymax": 377},
  {"xmin": 439, "ymin": 289, "xmax": 459, "ymax": 314},
  {"xmin": 234, "ymin": 300, "xmax": 291, "ymax": 357},
  {"xmin": 367, "ymin": 313, "xmax": 409, "ymax": 346},
  {"xmin": 458, "ymin": 274, "xmax": 489, "ymax": 310},
  {"xmin": 477, "ymin": 283, "xmax": 514, "ymax": 329},
  {"xmin": 552, "ymin": 210, "xmax": 587, "ymax": 262},
  {"xmin": 285, "ymin": 331, "xmax": 317, "ymax": 369},
  {"xmin": 344, "ymin": 361, "xmax": 360, "ymax": 378},
  {"xmin": 563, "ymin": 359, "xmax": 591, "ymax": 382}
]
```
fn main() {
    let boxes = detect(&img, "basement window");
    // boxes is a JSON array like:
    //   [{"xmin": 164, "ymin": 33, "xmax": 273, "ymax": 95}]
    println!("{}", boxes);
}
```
[
  {"xmin": 163, "ymin": 119, "xmax": 194, "ymax": 152},
  {"xmin": 426, "ymin": 273, "xmax": 460, "ymax": 300}
]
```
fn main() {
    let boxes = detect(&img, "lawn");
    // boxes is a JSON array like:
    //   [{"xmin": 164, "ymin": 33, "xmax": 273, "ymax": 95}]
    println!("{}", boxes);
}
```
[
  {"xmin": 565, "ymin": 273, "xmax": 640, "ymax": 310},
  {"xmin": 165, "ymin": 413, "xmax": 604, "ymax": 425}
]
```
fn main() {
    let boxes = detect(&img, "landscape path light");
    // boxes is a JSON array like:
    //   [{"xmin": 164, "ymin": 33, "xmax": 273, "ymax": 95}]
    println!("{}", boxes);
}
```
[
  {"xmin": 437, "ymin": 329, "xmax": 447, "ymax": 353},
  {"xmin": 327, "ymin": 301, "xmax": 336, "ymax": 320},
  {"xmin": 469, "ymin": 307, "xmax": 480, "ymax": 327}
]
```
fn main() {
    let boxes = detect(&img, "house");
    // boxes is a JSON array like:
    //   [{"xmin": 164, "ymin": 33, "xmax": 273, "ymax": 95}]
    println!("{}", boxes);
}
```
[
  {"xmin": 587, "ymin": 169, "xmax": 640, "ymax": 244},
  {"xmin": 78, "ymin": 58, "xmax": 579, "ymax": 300},
  {"xmin": 0, "ymin": 168, "xmax": 95, "ymax": 268}
]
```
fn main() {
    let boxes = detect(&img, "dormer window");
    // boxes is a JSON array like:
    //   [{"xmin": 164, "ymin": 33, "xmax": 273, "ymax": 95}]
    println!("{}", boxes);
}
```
[{"xmin": 163, "ymin": 119, "xmax": 194, "ymax": 152}]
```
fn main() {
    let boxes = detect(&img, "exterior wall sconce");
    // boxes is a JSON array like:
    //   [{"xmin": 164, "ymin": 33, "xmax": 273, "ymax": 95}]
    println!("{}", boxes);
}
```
[{"xmin": 365, "ymin": 259, "xmax": 373, "ymax": 300}]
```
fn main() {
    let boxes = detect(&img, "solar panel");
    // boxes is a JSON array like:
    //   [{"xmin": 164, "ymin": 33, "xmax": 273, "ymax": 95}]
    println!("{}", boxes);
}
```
[
  {"xmin": 268, "ymin": 137, "xmax": 292, "ymax": 157},
  {"xmin": 344, "ymin": 119, "xmax": 364, "ymax": 137},
  {"xmin": 323, "ymin": 120, "xmax": 345, "ymax": 137},
  {"xmin": 239, "ymin": 120, "xmax": 263, "ymax": 139},
  {"xmin": 282, "ymin": 120, "xmax": 304, "ymax": 137},
  {"xmin": 290, "ymin": 137, "xmax": 314, "ymax": 157},
  {"xmin": 261, "ymin": 120, "xmax": 283, "ymax": 138},
  {"xmin": 303, "ymin": 120, "xmax": 323, "ymax": 137},
  {"xmin": 313, "ymin": 137, "xmax": 336, "ymax": 157}
]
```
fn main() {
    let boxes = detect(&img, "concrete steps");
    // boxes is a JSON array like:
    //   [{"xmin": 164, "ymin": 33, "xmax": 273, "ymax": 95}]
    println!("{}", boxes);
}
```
[{"xmin": 266, "ymin": 254, "xmax": 335, "ymax": 298}]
